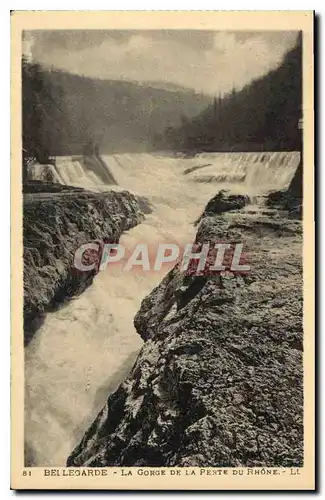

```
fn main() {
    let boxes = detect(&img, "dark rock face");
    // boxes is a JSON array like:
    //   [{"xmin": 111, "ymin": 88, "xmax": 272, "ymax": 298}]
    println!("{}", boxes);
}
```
[
  {"xmin": 67, "ymin": 192, "xmax": 303, "ymax": 468},
  {"xmin": 23, "ymin": 188, "xmax": 147, "ymax": 345},
  {"xmin": 266, "ymin": 160, "xmax": 302, "ymax": 218},
  {"xmin": 83, "ymin": 155, "xmax": 118, "ymax": 185},
  {"xmin": 288, "ymin": 160, "xmax": 302, "ymax": 198}
]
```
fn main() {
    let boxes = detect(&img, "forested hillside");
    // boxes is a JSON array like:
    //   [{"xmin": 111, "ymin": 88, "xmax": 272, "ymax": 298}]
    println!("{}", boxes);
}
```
[
  {"xmin": 22, "ymin": 34, "xmax": 302, "ymax": 163},
  {"xmin": 153, "ymin": 34, "xmax": 302, "ymax": 153},
  {"xmin": 22, "ymin": 61, "xmax": 210, "ymax": 160}
]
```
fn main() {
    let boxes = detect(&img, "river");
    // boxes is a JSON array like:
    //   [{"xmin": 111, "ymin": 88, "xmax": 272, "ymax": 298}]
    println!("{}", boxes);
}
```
[{"xmin": 25, "ymin": 151, "xmax": 299, "ymax": 465}]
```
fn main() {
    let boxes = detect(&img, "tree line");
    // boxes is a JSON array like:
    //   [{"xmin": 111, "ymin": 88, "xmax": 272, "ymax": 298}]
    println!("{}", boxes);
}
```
[{"xmin": 152, "ymin": 34, "xmax": 302, "ymax": 153}]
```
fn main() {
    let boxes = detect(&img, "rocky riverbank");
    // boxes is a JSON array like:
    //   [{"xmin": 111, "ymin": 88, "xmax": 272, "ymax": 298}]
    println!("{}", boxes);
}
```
[
  {"xmin": 23, "ymin": 184, "xmax": 149, "ymax": 345},
  {"xmin": 67, "ymin": 188, "xmax": 303, "ymax": 468}
]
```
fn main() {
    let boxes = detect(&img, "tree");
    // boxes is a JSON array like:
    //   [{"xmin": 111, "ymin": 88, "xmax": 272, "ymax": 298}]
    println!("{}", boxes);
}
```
[
  {"xmin": 22, "ymin": 58, "xmax": 62, "ymax": 181},
  {"xmin": 157, "ymin": 35, "xmax": 302, "ymax": 153}
]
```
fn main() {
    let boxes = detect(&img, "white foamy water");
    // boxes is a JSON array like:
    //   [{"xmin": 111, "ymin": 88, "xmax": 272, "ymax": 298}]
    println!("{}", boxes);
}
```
[
  {"xmin": 25, "ymin": 152, "xmax": 300, "ymax": 466},
  {"xmin": 27, "ymin": 156, "xmax": 117, "ymax": 192}
]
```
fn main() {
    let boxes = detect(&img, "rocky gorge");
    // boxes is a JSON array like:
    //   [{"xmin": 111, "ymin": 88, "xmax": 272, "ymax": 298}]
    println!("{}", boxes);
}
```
[{"xmin": 67, "ymin": 185, "xmax": 303, "ymax": 468}]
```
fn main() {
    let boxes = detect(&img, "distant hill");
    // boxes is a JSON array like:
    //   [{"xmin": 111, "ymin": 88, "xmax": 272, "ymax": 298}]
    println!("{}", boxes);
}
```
[
  {"xmin": 22, "ymin": 65, "xmax": 211, "ymax": 157},
  {"xmin": 140, "ymin": 80, "xmax": 198, "ymax": 93},
  {"xmin": 153, "ymin": 34, "xmax": 302, "ymax": 153}
]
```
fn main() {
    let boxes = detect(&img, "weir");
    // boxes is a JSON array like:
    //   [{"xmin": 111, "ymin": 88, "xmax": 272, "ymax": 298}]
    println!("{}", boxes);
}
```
[{"xmin": 27, "ymin": 151, "xmax": 300, "ymax": 195}]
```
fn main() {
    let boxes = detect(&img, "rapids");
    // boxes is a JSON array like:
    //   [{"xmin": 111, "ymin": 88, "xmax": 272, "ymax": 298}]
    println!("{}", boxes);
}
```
[{"xmin": 25, "ymin": 152, "xmax": 300, "ymax": 466}]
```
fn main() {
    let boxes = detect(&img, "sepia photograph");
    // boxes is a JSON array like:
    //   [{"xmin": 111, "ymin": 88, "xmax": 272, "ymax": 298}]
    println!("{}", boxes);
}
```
[{"xmin": 11, "ymin": 11, "xmax": 314, "ymax": 490}]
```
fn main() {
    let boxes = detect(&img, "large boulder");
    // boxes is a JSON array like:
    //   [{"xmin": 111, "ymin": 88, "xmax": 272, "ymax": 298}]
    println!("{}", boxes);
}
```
[{"xmin": 195, "ymin": 190, "xmax": 249, "ymax": 224}]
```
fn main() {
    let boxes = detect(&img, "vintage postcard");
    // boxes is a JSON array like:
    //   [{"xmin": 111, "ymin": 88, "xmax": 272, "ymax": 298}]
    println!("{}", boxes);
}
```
[{"xmin": 11, "ymin": 10, "xmax": 314, "ymax": 490}]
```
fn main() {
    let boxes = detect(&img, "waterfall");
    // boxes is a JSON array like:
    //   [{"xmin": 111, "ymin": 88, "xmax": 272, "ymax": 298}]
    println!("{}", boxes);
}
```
[
  {"xmin": 187, "ymin": 151, "xmax": 300, "ymax": 193},
  {"xmin": 27, "ymin": 152, "xmax": 300, "ymax": 195}
]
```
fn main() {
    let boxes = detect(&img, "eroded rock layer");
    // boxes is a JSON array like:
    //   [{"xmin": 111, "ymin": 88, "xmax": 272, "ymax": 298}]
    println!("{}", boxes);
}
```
[{"xmin": 23, "ymin": 186, "xmax": 147, "ymax": 344}]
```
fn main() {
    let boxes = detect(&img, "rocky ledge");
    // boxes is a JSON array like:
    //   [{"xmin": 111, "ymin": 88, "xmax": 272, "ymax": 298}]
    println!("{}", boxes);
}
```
[
  {"xmin": 67, "ymin": 190, "xmax": 303, "ymax": 468},
  {"xmin": 24, "ymin": 184, "xmax": 149, "ymax": 345}
]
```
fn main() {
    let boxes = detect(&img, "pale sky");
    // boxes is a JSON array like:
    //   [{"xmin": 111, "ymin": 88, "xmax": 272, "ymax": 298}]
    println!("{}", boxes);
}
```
[{"xmin": 23, "ymin": 30, "xmax": 299, "ymax": 96}]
